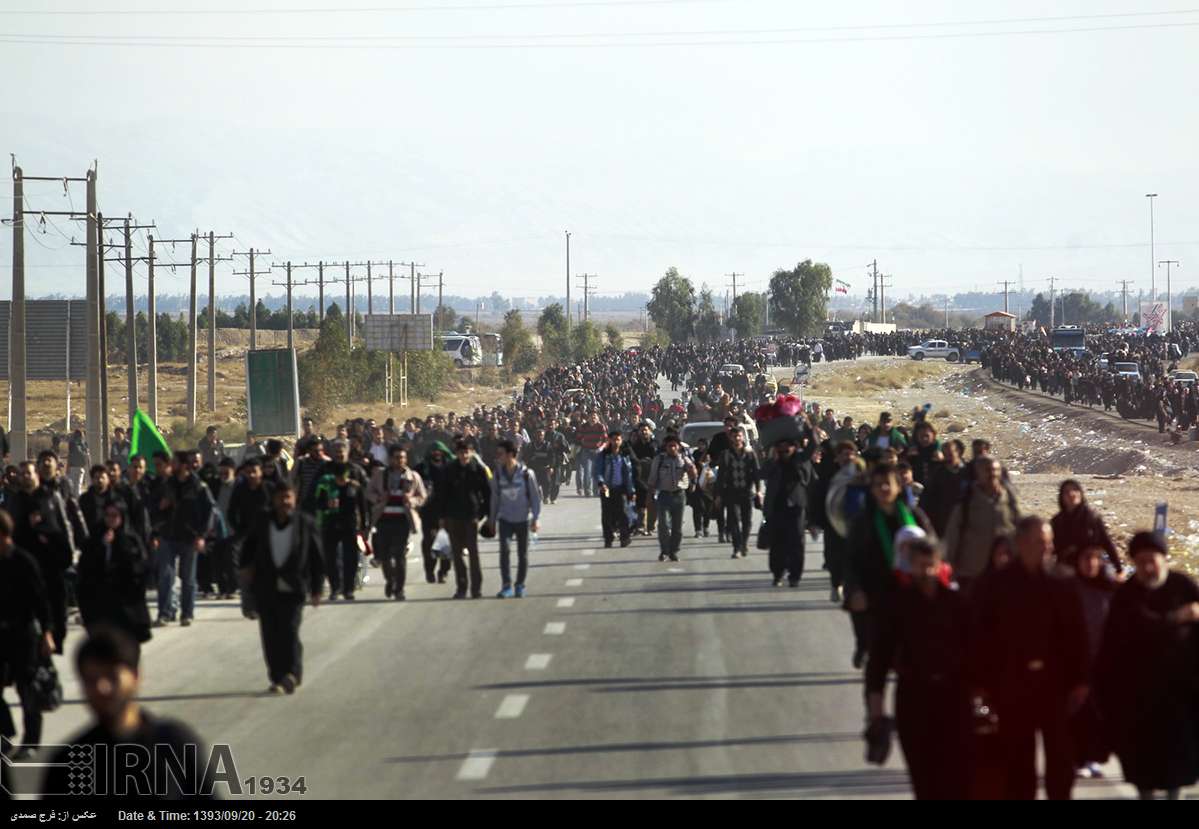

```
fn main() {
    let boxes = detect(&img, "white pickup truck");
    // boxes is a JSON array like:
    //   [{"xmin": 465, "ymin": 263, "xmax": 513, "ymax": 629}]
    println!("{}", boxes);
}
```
[{"xmin": 907, "ymin": 340, "xmax": 961, "ymax": 362}]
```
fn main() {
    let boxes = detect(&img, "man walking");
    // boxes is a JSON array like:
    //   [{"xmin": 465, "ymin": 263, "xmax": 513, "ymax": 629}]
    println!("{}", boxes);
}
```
[
  {"xmin": 367, "ymin": 447, "xmax": 427, "ymax": 601},
  {"xmin": 239, "ymin": 483, "xmax": 324, "ymax": 695},
  {"xmin": 155, "ymin": 451, "xmax": 214, "ymax": 628},
  {"xmin": 438, "ymin": 438, "xmax": 492, "ymax": 599},
  {"xmin": 716, "ymin": 428, "xmax": 761, "ymax": 559},
  {"xmin": 970, "ymin": 516, "xmax": 1090, "ymax": 800},
  {"xmin": 489, "ymin": 440, "xmax": 541, "ymax": 598},
  {"xmin": 594, "ymin": 428, "xmax": 635, "ymax": 549},
  {"xmin": 648, "ymin": 435, "xmax": 696, "ymax": 562}
]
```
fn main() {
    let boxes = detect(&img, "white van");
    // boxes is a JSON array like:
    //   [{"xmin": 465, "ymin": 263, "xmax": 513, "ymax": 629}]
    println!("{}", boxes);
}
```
[{"xmin": 439, "ymin": 333, "xmax": 483, "ymax": 368}]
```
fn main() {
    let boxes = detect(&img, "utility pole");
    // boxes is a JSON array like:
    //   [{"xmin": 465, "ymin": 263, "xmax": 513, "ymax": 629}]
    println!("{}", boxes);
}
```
[
  {"xmin": 945, "ymin": 297, "xmax": 950, "ymax": 329},
  {"xmin": 575, "ymin": 273, "xmax": 597, "ymax": 322},
  {"xmin": 272, "ymin": 262, "xmax": 321, "ymax": 347},
  {"xmin": 186, "ymin": 234, "xmax": 198, "ymax": 428},
  {"xmin": 318, "ymin": 261, "xmax": 325, "ymax": 322},
  {"xmin": 397, "ymin": 261, "xmax": 424, "ymax": 313},
  {"xmin": 367, "ymin": 262, "xmax": 374, "ymax": 316},
  {"xmin": 97, "ymin": 215, "xmax": 110, "ymax": 459},
  {"xmin": 997, "ymin": 279, "xmax": 1014, "ymax": 314},
  {"xmin": 437, "ymin": 272, "xmax": 444, "ymax": 326},
  {"xmin": 1117, "ymin": 279, "xmax": 1134, "ymax": 321},
  {"xmin": 1048, "ymin": 275, "xmax": 1057, "ymax": 330},
  {"xmin": 870, "ymin": 260, "xmax": 879, "ymax": 323},
  {"xmin": 233, "ymin": 245, "xmax": 272, "ymax": 351},
  {"xmin": 345, "ymin": 262, "xmax": 353, "ymax": 347},
  {"xmin": 1147, "ymin": 193, "xmax": 1158, "ymax": 300},
  {"xmin": 388, "ymin": 260, "xmax": 394, "ymax": 314},
  {"xmin": 148, "ymin": 234, "xmax": 193, "ymax": 423},
  {"xmin": 565, "ymin": 230, "xmax": 571, "ymax": 332},
  {"xmin": 726, "ymin": 272, "xmax": 743, "ymax": 305},
  {"xmin": 121, "ymin": 216, "xmax": 155, "ymax": 426},
  {"xmin": 1159, "ymin": 260, "xmax": 1180, "ymax": 333},
  {"xmin": 9, "ymin": 166, "xmax": 25, "ymax": 461},
  {"xmin": 196, "ymin": 231, "xmax": 233, "ymax": 412}
]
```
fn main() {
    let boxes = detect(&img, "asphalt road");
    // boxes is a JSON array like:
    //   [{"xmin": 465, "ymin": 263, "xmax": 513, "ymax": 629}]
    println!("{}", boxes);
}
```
[
  {"xmin": 4, "ymin": 369, "xmax": 1171, "ymax": 800},
  {"xmin": 9, "ymin": 487, "xmax": 1156, "ymax": 800}
]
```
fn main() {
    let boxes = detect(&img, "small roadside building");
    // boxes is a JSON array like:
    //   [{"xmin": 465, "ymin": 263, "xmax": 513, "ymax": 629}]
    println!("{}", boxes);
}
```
[{"xmin": 983, "ymin": 311, "xmax": 1017, "ymax": 332}]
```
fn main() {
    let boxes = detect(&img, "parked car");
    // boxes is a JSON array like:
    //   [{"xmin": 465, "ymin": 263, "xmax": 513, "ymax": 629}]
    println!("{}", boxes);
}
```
[
  {"xmin": 1169, "ymin": 370, "xmax": 1198, "ymax": 387},
  {"xmin": 907, "ymin": 340, "xmax": 961, "ymax": 362},
  {"xmin": 963, "ymin": 347, "xmax": 984, "ymax": 364},
  {"xmin": 680, "ymin": 419, "xmax": 759, "ymax": 453}
]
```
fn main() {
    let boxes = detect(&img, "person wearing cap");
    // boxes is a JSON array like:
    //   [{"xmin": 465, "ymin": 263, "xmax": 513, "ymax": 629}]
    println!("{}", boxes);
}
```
[
  {"xmin": 969, "ymin": 515, "xmax": 1089, "ymax": 800},
  {"xmin": 648, "ymin": 434, "xmax": 697, "ymax": 562},
  {"xmin": 866, "ymin": 536, "xmax": 969, "ymax": 799},
  {"xmin": 1095, "ymin": 531, "xmax": 1199, "ymax": 800},
  {"xmin": 594, "ymin": 428, "xmax": 635, "ymax": 549}
]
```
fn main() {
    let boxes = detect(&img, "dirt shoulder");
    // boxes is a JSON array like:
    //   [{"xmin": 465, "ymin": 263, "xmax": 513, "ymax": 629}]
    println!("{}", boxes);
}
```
[{"xmin": 782, "ymin": 356, "xmax": 1199, "ymax": 578}]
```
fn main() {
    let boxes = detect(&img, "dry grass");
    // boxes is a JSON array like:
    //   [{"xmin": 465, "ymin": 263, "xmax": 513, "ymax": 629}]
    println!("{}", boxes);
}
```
[
  {"xmin": 0, "ymin": 327, "xmax": 515, "ymax": 444},
  {"xmin": 806, "ymin": 361, "xmax": 946, "ymax": 396}
]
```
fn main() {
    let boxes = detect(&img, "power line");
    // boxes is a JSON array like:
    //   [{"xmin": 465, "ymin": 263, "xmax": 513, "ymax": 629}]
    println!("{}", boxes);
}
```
[
  {"xmin": 5, "ymin": 19, "xmax": 1199, "ymax": 48},
  {"xmin": 0, "ymin": 0, "xmax": 732, "ymax": 16}
]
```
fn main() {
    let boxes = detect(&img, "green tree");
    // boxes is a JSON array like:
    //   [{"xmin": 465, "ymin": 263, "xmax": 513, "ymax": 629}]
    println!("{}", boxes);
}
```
[
  {"xmin": 694, "ymin": 287, "xmax": 723, "ymax": 343},
  {"xmin": 1025, "ymin": 293, "xmax": 1051, "ymax": 327},
  {"xmin": 500, "ymin": 309, "xmax": 539, "ymax": 373},
  {"xmin": 646, "ymin": 267, "xmax": 696, "ymax": 342},
  {"xmin": 769, "ymin": 260, "xmax": 833, "ymax": 337},
  {"xmin": 604, "ymin": 323, "xmax": 623, "ymax": 350},
  {"xmin": 569, "ymin": 320, "xmax": 604, "ymax": 361},
  {"xmin": 728, "ymin": 292, "xmax": 766, "ymax": 339},
  {"xmin": 538, "ymin": 303, "xmax": 570, "ymax": 363}
]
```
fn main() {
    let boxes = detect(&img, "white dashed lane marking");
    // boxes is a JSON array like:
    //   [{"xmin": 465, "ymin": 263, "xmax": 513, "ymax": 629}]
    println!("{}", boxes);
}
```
[
  {"xmin": 574, "ymin": 563, "xmax": 591, "ymax": 570},
  {"xmin": 565, "ymin": 578, "xmax": 583, "ymax": 587},
  {"xmin": 556, "ymin": 597, "xmax": 576, "ymax": 608},
  {"xmin": 456, "ymin": 749, "xmax": 498, "ymax": 781},
  {"xmin": 494, "ymin": 694, "xmax": 530, "ymax": 719},
  {"xmin": 543, "ymin": 622, "xmax": 566, "ymax": 635},
  {"xmin": 581, "ymin": 549, "xmax": 595, "ymax": 556},
  {"xmin": 525, "ymin": 653, "xmax": 553, "ymax": 670}
]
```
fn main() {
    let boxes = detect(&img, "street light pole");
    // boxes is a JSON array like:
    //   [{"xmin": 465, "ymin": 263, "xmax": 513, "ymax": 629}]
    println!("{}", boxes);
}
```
[
  {"xmin": 565, "ymin": 230, "xmax": 571, "ymax": 333},
  {"xmin": 1147, "ymin": 193, "xmax": 1158, "ymax": 300},
  {"xmin": 1159, "ymin": 259, "xmax": 1180, "ymax": 333}
]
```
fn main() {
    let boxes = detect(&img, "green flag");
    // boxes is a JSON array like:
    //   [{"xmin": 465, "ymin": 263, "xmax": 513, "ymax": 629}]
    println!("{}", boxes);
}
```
[{"xmin": 129, "ymin": 408, "xmax": 171, "ymax": 465}]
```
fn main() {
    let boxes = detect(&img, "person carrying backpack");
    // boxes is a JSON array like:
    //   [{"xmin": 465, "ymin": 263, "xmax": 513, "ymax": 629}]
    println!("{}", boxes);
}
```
[{"xmin": 488, "ymin": 440, "xmax": 541, "ymax": 598}]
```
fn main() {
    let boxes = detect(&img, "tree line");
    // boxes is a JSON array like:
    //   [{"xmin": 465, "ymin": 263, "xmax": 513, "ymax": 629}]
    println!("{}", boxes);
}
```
[{"xmin": 644, "ymin": 260, "xmax": 833, "ymax": 342}]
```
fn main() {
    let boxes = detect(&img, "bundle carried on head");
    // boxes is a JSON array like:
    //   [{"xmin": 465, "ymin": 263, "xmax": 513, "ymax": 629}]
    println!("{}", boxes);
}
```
[{"xmin": 754, "ymin": 393, "xmax": 805, "ymax": 446}]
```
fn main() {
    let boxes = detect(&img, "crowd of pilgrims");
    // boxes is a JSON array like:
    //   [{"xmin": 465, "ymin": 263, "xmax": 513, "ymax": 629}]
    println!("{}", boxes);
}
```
[
  {"xmin": 1, "ymin": 327, "xmax": 1197, "ymax": 800},
  {"xmin": 982, "ymin": 323, "xmax": 1199, "ymax": 433}
]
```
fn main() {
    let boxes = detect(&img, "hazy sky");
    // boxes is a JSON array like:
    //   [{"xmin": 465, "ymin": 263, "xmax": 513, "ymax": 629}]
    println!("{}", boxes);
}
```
[{"xmin": 2, "ymin": 0, "xmax": 1198, "ymax": 308}]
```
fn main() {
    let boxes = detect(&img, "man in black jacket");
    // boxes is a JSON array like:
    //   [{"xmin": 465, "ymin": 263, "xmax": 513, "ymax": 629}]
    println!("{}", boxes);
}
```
[
  {"xmin": 866, "ymin": 539, "xmax": 970, "ymax": 799},
  {"xmin": 0, "ymin": 509, "xmax": 54, "ymax": 761},
  {"xmin": 154, "ymin": 451, "xmax": 214, "ymax": 628},
  {"xmin": 437, "ymin": 439, "xmax": 492, "ymax": 599},
  {"xmin": 8, "ymin": 461, "xmax": 75, "ymax": 654},
  {"xmin": 416, "ymin": 442, "xmax": 452, "ymax": 584},
  {"xmin": 715, "ymin": 428, "xmax": 761, "ymax": 559},
  {"xmin": 41, "ymin": 628, "xmax": 216, "ymax": 799},
  {"xmin": 240, "ymin": 483, "xmax": 324, "ymax": 695},
  {"xmin": 970, "ymin": 515, "xmax": 1090, "ymax": 800},
  {"xmin": 760, "ymin": 437, "xmax": 813, "ymax": 587}
]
